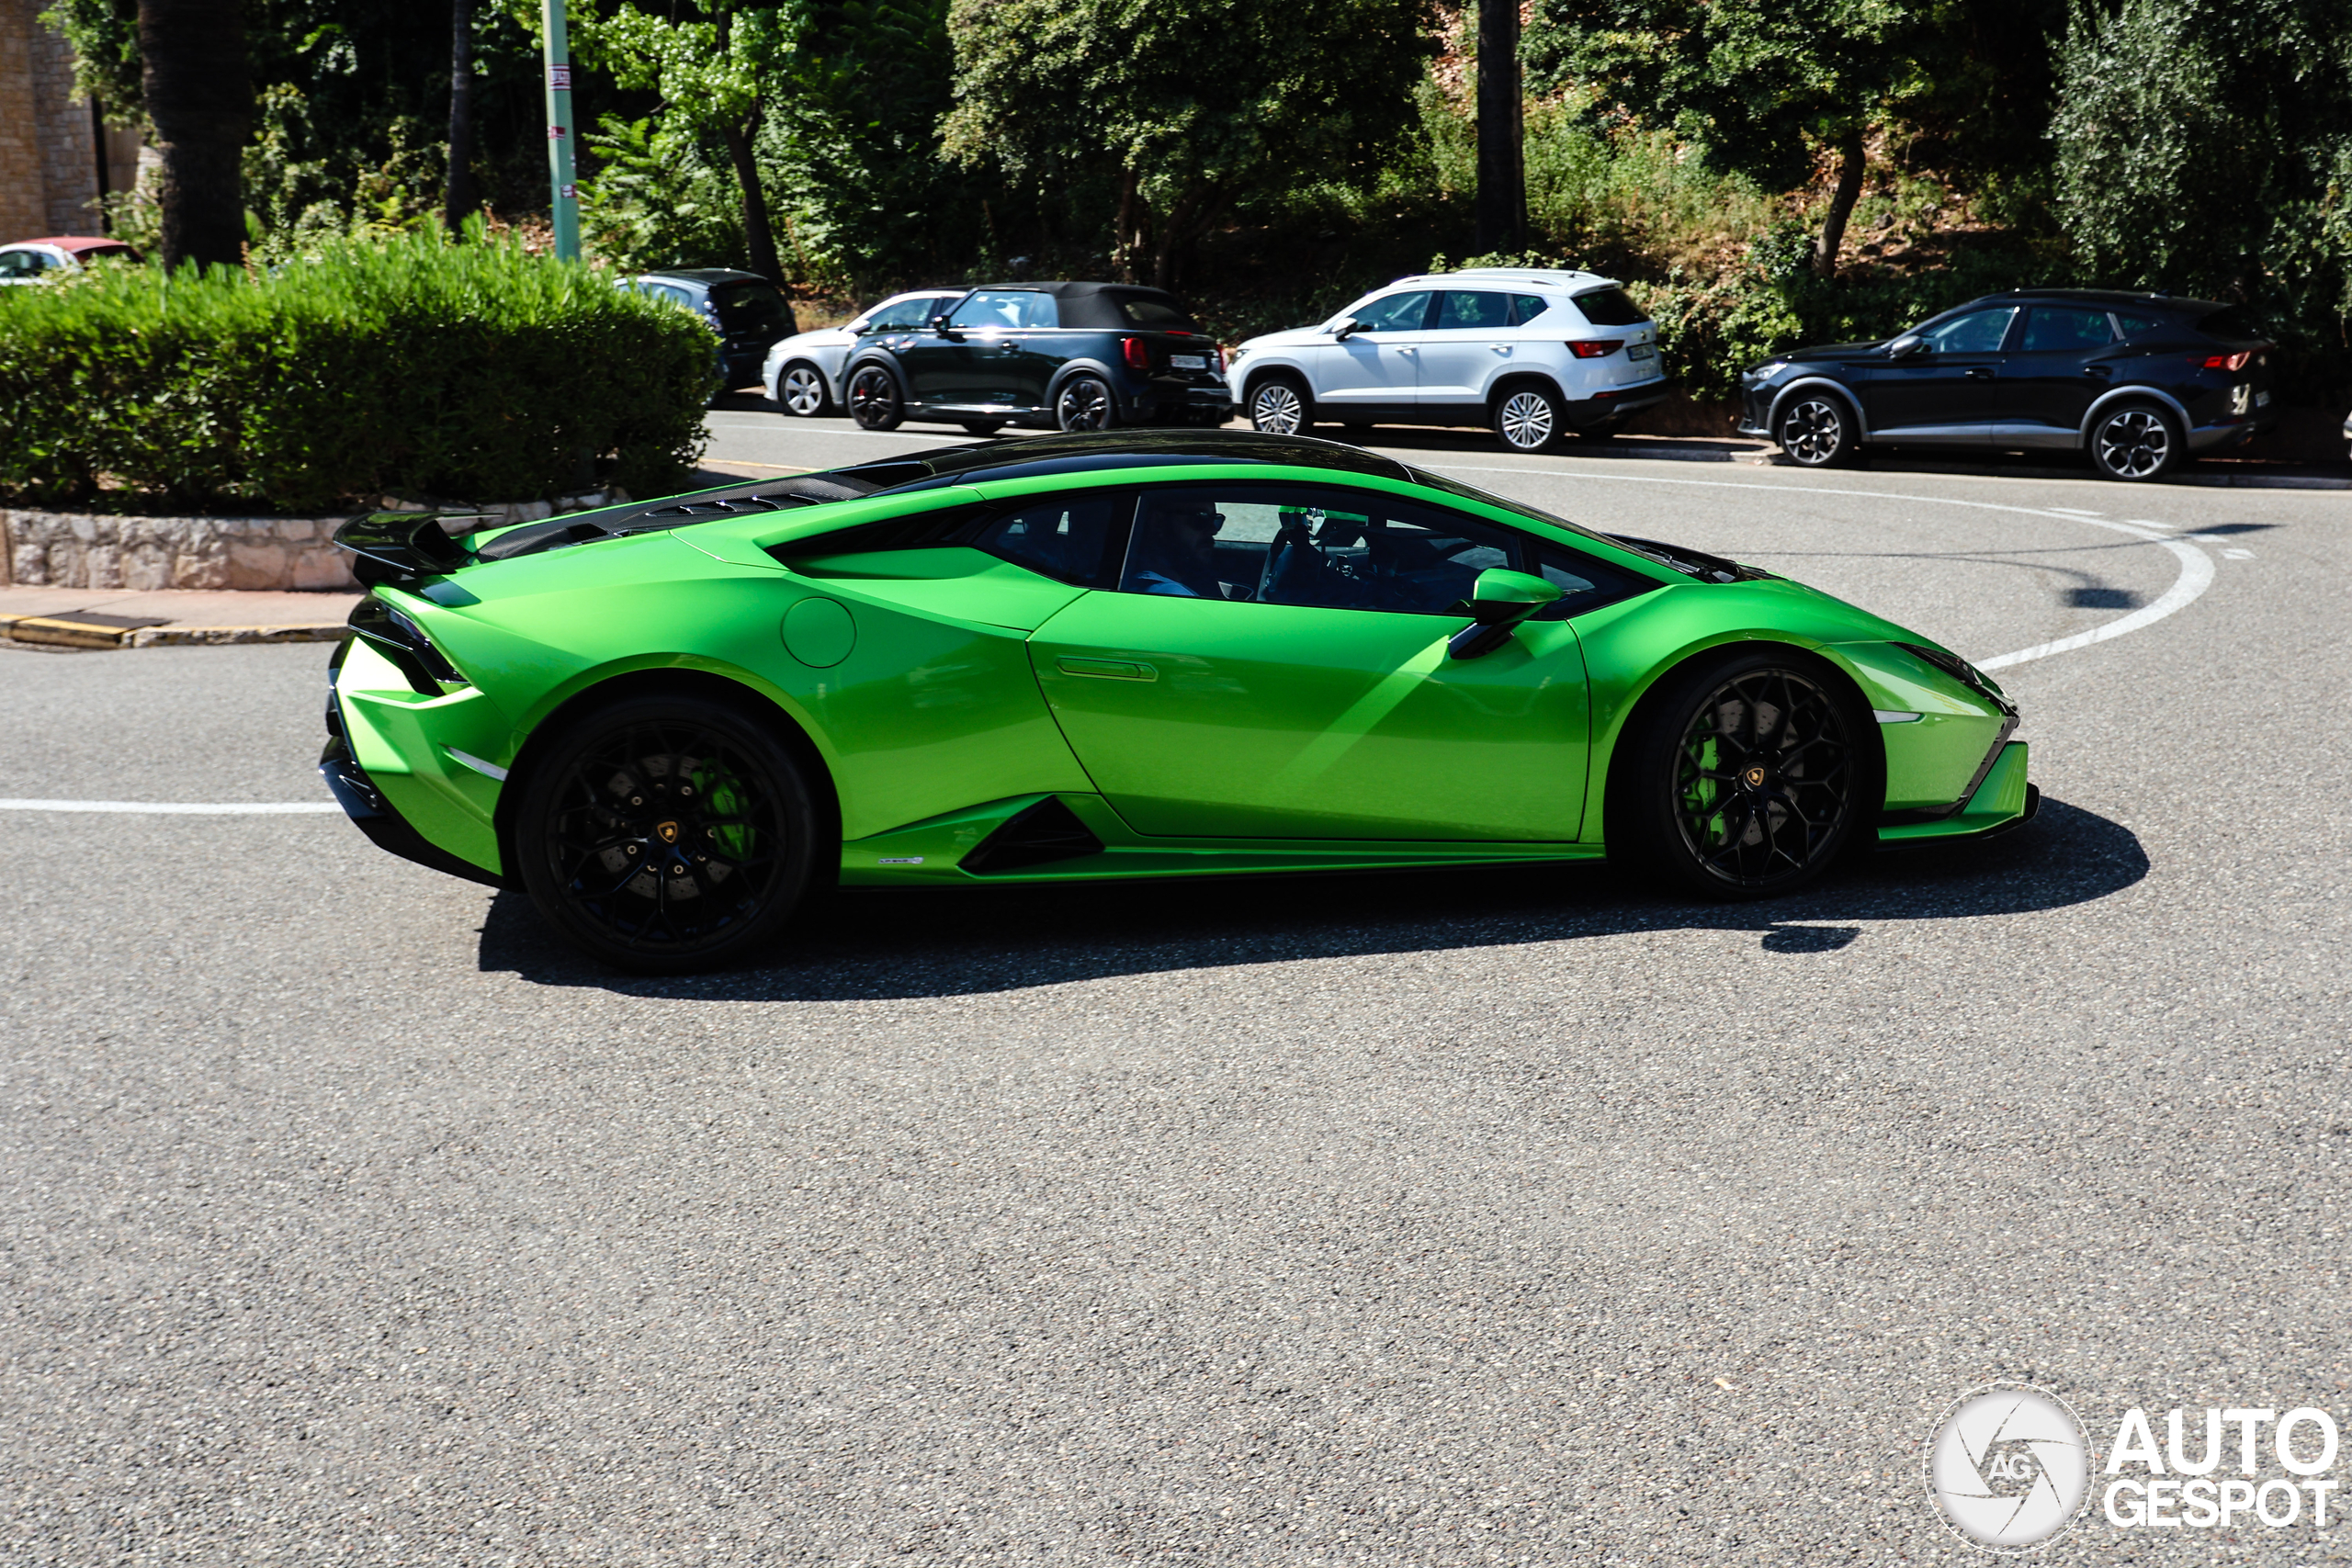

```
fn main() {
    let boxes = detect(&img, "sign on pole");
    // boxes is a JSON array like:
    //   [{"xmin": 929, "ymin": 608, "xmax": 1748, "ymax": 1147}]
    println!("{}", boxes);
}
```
[{"xmin": 542, "ymin": 0, "xmax": 580, "ymax": 261}]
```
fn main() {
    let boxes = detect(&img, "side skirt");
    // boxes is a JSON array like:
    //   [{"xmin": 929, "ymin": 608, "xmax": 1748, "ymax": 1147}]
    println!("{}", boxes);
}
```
[{"xmin": 838, "ymin": 792, "xmax": 1603, "ymax": 887}]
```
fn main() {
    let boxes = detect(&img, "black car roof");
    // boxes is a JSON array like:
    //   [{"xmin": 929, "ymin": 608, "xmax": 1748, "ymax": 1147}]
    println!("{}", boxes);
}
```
[
  {"xmin": 639, "ymin": 268, "xmax": 773, "ymax": 288},
  {"xmin": 834, "ymin": 429, "xmax": 1409, "ymax": 492},
  {"xmin": 1980, "ymin": 288, "xmax": 2226, "ymax": 313},
  {"xmin": 958, "ymin": 280, "xmax": 1179, "ymax": 299}
]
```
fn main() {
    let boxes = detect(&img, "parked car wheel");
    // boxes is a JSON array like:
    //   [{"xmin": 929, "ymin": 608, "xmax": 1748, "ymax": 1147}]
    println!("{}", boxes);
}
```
[
  {"xmin": 2088, "ymin": 400, "xmax": 2180, "ymax": 481},
  {"xmin": 778, "ymin": 363, "xmax": 830, "ymax": 418},
  {"xmin": 1777, "ymin": 394, "xmax": 1856, "ymax": 468},
  {"xmin": 1492, "ymin": 385, "xmax": 1563, "ymax": 453},
  {"xmin": 1056, "ymin": 374, "xmax": 1116, "ymax": 432},
  {"xmin": 514, "ymin": 692, "xmax": 821, "ymax": 974},
  {"xmin": 960, "ymin": 422, "xmax": 1003, "ymax": 437},
  {"xmin": 1612, "ymin": 649, "xmax": 1868, "ymax": 900},
  {"xmin": 1247, "ymin": 376, "xmax": 1312, "ymax": 435},
  {"xmin": 846, "ymin": 365, "xmax": 904, "ymax": 431}
]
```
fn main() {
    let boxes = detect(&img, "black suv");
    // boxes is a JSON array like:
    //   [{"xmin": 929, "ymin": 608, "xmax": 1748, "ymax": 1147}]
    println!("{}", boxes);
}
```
[
  {"xmin": 841, "ymin": 281, "xmax": 1233, "ymax": 436},
  {"xmin": 1737, "ymin": 290, "xmax": 2278, "ymax": 480},
  {"xmin": 630, "ymin": 268, "xmax": 799, "ymax": 392}
]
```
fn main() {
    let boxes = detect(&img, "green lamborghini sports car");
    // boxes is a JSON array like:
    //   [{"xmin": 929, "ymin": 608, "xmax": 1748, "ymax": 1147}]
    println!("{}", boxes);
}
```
[{"xmin": 322, "ymin": 430, "xmax": 2035, "ymax": 971}]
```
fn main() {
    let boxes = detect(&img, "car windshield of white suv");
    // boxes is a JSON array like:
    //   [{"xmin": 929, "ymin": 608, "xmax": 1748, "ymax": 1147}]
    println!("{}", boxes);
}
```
[
  {"xmin": 857, "ymin": 296, "xmax": 946, "ymax": 332},
  {"xmin": 1347, "ymin": 291, "xmax": 1432, "ymax": 332}
]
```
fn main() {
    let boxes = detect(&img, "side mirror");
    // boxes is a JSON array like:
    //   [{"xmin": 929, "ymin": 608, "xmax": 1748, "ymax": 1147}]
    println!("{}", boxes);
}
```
[
  {"xmin": 1334, "ymin": 319, "xmax": 1371, "ymax": 341},
  {"xmin": 1448, "ymin": 568, "xmax": 1565, "ymax": 660},
  {"xmin": 930, "ymin": 314, "xmax": 959, "ymax": 338},
  {"xmin": 1889, "ymin": 333, "xmax": 1926, "ymax": 359}
]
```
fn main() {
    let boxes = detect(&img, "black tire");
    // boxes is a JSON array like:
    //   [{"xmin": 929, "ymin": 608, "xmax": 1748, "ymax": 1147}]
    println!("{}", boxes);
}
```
[
  {"xmin": 959, "ymin": 421, "xmax": 1003, "ymax": 437},
  {"xmin": 1247, "ymin": 374, "xmax": 1312, "ymax": 435},
  {"xmin": 2087, "ymin": 400, "xmax": 2180, "ymax": 481},
  {"xmin": 846, "ymin": 364, "xmax": 904, "ymax": 431},
  {"xmin": 515, "ymin": 692, "xmax": 820, "ymax": 973},
  {"xmin": 1611, "ymin": 649, "xmax": 1871, "ymax": 899},
  {"xmin": 1492, "ymin": 384, "xmax": 1564, "ymax": 452},
  {"xmin": 1055, "ymin": 373, "xmax": 1117, "ymax": 432},
  {"xmin": 777, "ymin": 362, "xmax": 831, "ymax": 418},
  {"xmin": 1776, "ymin": 392, "xmax": 1856, "ymax": 468}
]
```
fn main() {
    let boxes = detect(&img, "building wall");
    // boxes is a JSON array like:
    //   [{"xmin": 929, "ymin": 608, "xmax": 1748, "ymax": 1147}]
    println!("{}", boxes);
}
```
[
  {"xmin": 0, "ymin": 0, "xmax": 111, "ymax": 241},
  {"xmin": 0, "ymin": 0, "xmax": 47, "ymax": 239}
]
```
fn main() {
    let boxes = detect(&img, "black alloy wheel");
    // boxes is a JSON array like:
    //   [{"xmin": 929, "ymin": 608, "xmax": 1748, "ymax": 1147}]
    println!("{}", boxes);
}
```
[
  {"xmin": 846, "ymin": 365, "xmax": 904, "ymax": 431},
  {"xmin": 778, "ymin": 363, "xmax": 830, "ymax": 417},
  {"xmin": 1615, "ymin": 650, "xmax": 1867, "ymax": 898},
  {"xmin": 2088, "ymin": 401, "xmax": 2178, "ymax": 481},
  {"xmin": 1249, "ymin": 376, "xmax": 1310, "ymax": 435},
  {"xmin": 1055, "ymin": 373, "xmax": 1116, "ymax": 432},
  {"xmin": 1492, "ymin": 385, "xmax": 1563, "ymax": 452},
  {"xmin": 1777, "ymin": 395, "xmax": 1855, "ymax": 468},
  {"xmin": 515, "ymin": 693, "xmax": 820, "ymax": 972}
]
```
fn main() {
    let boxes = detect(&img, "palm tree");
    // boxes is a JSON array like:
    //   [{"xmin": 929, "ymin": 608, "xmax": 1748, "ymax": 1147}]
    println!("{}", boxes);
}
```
[{"xmin": 136, "ymin": 0, "xmax": 251, "ymax": 270}]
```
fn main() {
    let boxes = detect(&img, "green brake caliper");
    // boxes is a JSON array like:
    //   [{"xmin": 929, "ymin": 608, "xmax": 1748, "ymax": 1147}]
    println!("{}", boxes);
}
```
[{"xmin": 695, "ymin": 763, "xmax": 754, "ymax": 862}]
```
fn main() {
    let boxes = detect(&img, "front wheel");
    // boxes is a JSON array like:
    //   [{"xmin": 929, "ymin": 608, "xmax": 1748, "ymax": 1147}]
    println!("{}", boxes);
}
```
[
  {"xmin": 1777, "ymin": 394, "xmax": 1855, "ymax": 468},
  {"xmin": 1611, "ymin": 649, "xmax": 1868, "ymax": 899},
  {"xmin": 846, "ymin": 365, "xmax": 903, "ymax": 431},
  {"xmin": 1492, "ymin": 386, "xmax": 1563, "ymax": 452},
  {"xmin": 1055, "ymin": 374, "xmax": 1116, "ymax": 432},
  {"xmin": 2088, "ymin": 401, "xmax": 2179, "ymax": 481},
  {"xmin": 1248, "ymin": 377, "xmax": 1312, "ymax": 435},
  {"xmin": 778, "ymin": 363, "xmax": 830, "ymax": 418},
  {"xmin": 515, "ymin": 693, "xmax": 820, "ymax": 973}
]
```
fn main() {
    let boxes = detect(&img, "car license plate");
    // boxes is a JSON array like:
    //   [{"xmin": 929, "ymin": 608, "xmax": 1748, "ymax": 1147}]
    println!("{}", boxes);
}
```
[
  {"xmin": 1627, "ymin": 343, "xmax": 1657, "ymax": 361},
  {"xmin": 2256, "ymin": 389, "xmax": 2271, "ymax": 407},
  {"xmin": 1170, "ymin": 354, "xmax": 1208, "ymax": 370}
]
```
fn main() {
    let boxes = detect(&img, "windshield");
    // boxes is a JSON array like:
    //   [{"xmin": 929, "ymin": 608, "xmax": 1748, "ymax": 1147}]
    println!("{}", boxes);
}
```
[{"xmin": 709, "ymin": 282, "xmax": 794, "ymax": 337}]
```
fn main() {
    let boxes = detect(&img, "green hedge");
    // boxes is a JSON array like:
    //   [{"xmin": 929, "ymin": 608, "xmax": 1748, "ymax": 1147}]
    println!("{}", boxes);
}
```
[{"xmin": 0, "ymin": 225, "xmax": 718, "ymax": 513}]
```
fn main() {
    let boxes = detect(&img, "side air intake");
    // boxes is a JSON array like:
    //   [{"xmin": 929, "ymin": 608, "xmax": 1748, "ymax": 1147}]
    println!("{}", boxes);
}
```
[{"xmin": 959, "ymin": 797, "xmax": 1105, "ymax": 874}]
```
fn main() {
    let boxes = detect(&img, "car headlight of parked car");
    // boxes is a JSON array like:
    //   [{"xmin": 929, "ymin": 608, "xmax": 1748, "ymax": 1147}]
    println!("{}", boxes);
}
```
[{"xmin": 1746, "ymin": 360, "xmax": 1790, "ymax": 383}]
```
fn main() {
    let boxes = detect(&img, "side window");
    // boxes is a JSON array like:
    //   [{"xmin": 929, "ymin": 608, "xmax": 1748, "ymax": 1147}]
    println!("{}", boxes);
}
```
[
  {"xmin": 1917, "ymin": 307, "xmax": 2018, "ymax": 355},
  {"xmin": 0, "ymin": 251, "xmax": 40, "ymax": 279},
  {"xmin": 1526, "ymin": 544, "xmax": 1659, "ymax": 620},
  {"xmin": 1570, "ymin": 288, "xmax": 1646, "ymax": 327},
  {"xmin": 2113, "ymin": 310, "xmax": 2167, "ymax": 338},
  {"xmin": 1508, "ymin": 294, "xmax": 1553, "ymax": 325},
  {"xmin": 1432, "ymin": 290, "xmax": 1512, "ymax": 331},
  {"xmin": 2020, "ymin": 307, "xmax": 2116, "ymax": 354},
  {"xmin": 1119, "ymin": 486, "xmax": 1519, "ymax": 615},
  {"xmin": 967, "ymin": 493, "xmax": 1131, "ymax": 588},
  {"xmin": 861, "ymin": 297, "xmax": 929, "ymax": 332},
  {"xmin": 951, "ymin": 289, "xmax": 1057, "ymax": 330},
  {"xmin": 1351, "ymin": 291, "xmax": 1433, "ymax": 333}
]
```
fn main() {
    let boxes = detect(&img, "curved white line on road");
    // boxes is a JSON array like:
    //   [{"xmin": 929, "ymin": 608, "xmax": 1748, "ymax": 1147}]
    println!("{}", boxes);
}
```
[
  {"xmin": 1429, "ymin": 463, "xmax": 2218, "ymax": 671},
  {"xmin": 0, "ymin": 798, "xmax": 342, "ymax": 814}
]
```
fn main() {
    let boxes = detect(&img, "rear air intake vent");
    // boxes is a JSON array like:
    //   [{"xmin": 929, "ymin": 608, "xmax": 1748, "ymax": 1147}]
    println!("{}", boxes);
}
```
[{"xmin": 960, "ymin": 797, "xmax": 1105, "ymax": 874}]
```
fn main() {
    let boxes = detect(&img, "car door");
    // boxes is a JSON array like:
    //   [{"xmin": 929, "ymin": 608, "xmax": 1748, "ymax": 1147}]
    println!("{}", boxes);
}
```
[
  {"xmin": 1308, "ymin": 290, "xmax": 1431, "ymax": 414},
  {"xmin": 1416, "ymin": 289, "xmax": 1518, "ymax": 411},
  {"xmin": 1994, "ymin": 305, "xmax": 2121, "ymax": 443},
  {"xmin": 1854, "ymin": 305, "xmax": 2019, "ymax": 441},
  {"xmin": 1027, "ymin": 481, "xmax": 1592, "ymax": 841}
]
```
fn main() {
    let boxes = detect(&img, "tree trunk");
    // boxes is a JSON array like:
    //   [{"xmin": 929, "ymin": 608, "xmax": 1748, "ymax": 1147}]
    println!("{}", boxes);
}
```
[
  {"xmin": 444, "ymin": 0, "xmax": 477, "ymax": 233},
  {"xmin": 720, "ymin": 110, "xmax": 786, "ymax": 288},
  {"xmin": 137, "ymin": 0, "xmax": 251, "ymax": 270},
  {"xmin": 1114, "ymin": 167, "xmax": 1140, "ymax": 283},
  {"xmin": 1474, "ymin": 0, "xmax": 1524, "ymax": 255},
  {"xmin": 1151, "ymin": 183, "xmax": 1225, "ymax": 292},
  {"xmin": 1813, "ymin": 129, "xmax": 1866, "ymax": 278}
]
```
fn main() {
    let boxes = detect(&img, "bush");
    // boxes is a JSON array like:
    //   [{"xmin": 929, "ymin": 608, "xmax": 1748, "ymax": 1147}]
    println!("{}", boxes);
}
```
[{"xmin": 0, "ymin": 224, "xmax": 717, "ymax": 513}]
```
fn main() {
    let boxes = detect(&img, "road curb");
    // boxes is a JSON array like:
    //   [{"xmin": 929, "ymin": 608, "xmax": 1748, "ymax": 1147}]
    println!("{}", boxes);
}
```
[{"xmin": 1, "ymin": 612, "xmax": 348, "ymax": 649}]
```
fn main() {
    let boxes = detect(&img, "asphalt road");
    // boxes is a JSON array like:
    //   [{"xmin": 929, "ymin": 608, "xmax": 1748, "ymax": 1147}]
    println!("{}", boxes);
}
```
[{"xmin": 3, "ymin": 412, "xmax": 2346, "ymax": 1565}]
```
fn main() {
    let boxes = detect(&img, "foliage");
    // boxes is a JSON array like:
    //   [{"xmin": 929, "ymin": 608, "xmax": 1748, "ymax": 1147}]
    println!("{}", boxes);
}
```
[
  {"xmin": 0, "ymin": 224, "xmax": 714, "ymax": 513},
  {"xmin": 941, "ymin": 0, "xmax": 1437, "ymax": 288},
  {"xmin": 581, "ymin": 114, "xmax": 753, "ymax": 275}
]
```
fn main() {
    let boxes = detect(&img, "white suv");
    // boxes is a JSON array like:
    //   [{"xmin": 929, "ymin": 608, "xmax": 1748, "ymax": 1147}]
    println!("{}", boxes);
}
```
[{"xmin": 1226, "ymin": 268, "xmax": 1668, "ymax": 451}]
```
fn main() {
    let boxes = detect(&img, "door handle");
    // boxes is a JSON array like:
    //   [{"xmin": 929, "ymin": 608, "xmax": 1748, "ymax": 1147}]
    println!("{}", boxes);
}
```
[
  {"xmin": 1964, "ymin": 367, "xmax": 1995, "ymax": 379},
  {"xmin": 1490, "ymin": 344, "xmax": 1511, "ymax": 355},
  {"xmin": 1397, "ymin": 346, "xmax": 1418, "ymax": 355},
  {"xmin": 1056, "ymin": 657, "xmax": 1157, "ymax": 682}
]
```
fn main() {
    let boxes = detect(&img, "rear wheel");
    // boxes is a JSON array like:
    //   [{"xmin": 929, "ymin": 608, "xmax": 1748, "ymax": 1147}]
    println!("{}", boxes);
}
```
[
  {"xmin": 1055, "ymin": 374, "xmax": 1117, "ymax": 432},
  {"xmin": 515, "ymin": 693, "xmax": 819, "ymax": 973},
  {"xmin": 1612, "ymin": 649, "xmax": 1868, "ymax": 899},
  {"xmin": 2088, "ymin": 400, "xmax": 2179, "ymax": 480},
  {"xmin": 1492, "ymin": 385, "xmax": 1563, "ymax": 452},
  {"xmin": 1248, "ymin": 375, "xmax": 1312, "ymax": 435},
  {"xmin": 778, "ymin": 363, "xmax": 830, "ymax": 417},
  {"xmin": 846, "ymin": 365, "xmax": 903, "ymax": 431},
  {"xmin": 1777, "ymin": 394, "xmax": 1855, "ymax": 468}
]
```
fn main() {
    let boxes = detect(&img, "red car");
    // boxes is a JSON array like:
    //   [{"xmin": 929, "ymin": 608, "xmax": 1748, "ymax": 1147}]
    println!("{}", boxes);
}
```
[{"xmin": 0, "ymin": 236, "xmax": 140, "ymax": 285}]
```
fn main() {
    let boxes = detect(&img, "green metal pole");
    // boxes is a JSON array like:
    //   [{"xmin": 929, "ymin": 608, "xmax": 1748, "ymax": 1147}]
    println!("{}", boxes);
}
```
[{"xmin": 541, "ymin": 0, "xmax": 580, "ymax": 261}]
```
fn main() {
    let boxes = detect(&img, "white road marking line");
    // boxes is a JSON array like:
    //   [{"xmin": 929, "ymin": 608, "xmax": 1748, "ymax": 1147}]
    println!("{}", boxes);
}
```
[
  {"xmin": 2042, "ymin": 507, "xmax": 2104, "ymax": 515},
  {"xmin": 1425, "ymin": 463, "xmax": 2217, "ymax": 672},
  {"xmin": 0, "ymin": 798, "xmax": 343, "ymax": 814}
]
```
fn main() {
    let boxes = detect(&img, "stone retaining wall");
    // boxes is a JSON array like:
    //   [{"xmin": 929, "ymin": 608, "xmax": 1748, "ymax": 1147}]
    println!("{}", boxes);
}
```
[{"xmin": 0, "ymin": 490, "xmax": 627, "ymax": 592}]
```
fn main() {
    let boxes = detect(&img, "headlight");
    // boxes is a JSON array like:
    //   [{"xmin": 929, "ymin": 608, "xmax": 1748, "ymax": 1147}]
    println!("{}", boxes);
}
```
[
  {"xmin": 1748, "ymin": 360, "xmax": 1788, "ymax": 381},
  {"xmin": 1229, "ymin": 344, "xmax": 1252, "ymax": 365},
  {"xmin": 1898, "ymin": 641, "xmax": 2009, "ymax": 708}
]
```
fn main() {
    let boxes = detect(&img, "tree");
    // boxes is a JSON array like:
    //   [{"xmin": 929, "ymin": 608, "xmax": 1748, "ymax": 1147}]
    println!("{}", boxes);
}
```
[
  {"xmin": 942, "ymin": 0, "xmax": 1435, "ymax": 289},
  {"xmin": 136, "ymin": 0, "xmax": 252, "ymax": 267},
  {"xmin": 1474, "ymin": 0, "xmax": 1524, "ymax": 254},
  {"xmin": 2053, "ymin": 0, "xmax": 2352, "ymax": 322},
  {"xmin": 571, "ymin": 0, "xmax": 800, "ymax": 286},
  {"xmin": 447, "ymin": 0, "xmax": 479, "ymax": 231},
  {"xmin": 1524, "ymin": 0, "xmax": 1954, "ymax": 277}
]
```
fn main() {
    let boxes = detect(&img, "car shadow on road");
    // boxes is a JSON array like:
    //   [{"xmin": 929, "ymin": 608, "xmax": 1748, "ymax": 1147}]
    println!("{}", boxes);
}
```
[{"xmin": 478, "ymin": 795, "xmax": 2146, "ymax": 1000}]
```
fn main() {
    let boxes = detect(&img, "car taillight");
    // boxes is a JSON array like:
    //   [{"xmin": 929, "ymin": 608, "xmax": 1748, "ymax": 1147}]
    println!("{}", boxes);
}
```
[
  {"xmin": 1566, "ymin": 340, "xmax": 1623, "ymax": 359},
  {"xmin": 2199, "ymin": 350, "xmax": 2255, "ymax": 372},
  {"xmin": 1122, "ymin": 336, "xmax": 1150, "ymax": 370}
]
